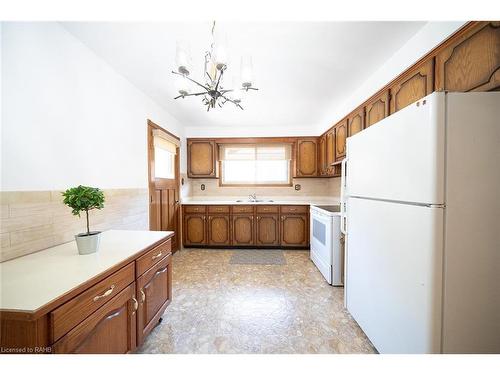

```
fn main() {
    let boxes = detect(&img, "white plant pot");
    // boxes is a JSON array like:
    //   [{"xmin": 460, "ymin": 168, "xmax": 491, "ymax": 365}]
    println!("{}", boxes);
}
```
[{"xmin": 75, "ymin": 231, "xmax": 101, "ymax": 255}]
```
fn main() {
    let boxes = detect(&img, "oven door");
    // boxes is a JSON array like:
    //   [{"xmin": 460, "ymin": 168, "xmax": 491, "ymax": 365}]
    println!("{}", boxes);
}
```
[{"xmin": 310, "ymin": 209, "xmax": 333, "ymax": 284}]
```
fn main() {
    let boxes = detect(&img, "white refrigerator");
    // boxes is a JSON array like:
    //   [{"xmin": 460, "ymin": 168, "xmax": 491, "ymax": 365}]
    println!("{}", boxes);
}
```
[{"xmin": 341, "ymin": 92, "xmax": 500, "ymax": 354}]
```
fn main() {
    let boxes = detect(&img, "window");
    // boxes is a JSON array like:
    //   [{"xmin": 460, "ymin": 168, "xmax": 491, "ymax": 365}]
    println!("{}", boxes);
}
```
[
  {"xmin": 153, "ymin": 132, "xmax": 177, "ymax": 179},
  {"xmin": 220, "ymin": 144, "xmax": 292, "ymax": 186}
]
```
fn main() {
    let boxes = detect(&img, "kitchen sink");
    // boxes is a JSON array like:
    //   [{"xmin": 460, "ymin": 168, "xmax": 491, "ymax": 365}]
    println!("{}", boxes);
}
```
[{"xmin": 235, "ymin": 199, "xmax": 274, "ymax": 203}]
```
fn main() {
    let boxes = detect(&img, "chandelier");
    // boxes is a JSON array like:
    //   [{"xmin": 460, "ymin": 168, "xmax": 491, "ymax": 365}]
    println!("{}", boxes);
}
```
[{"xmin": 172, "ymin": 21, "xmax": 258, "ymax": 111}]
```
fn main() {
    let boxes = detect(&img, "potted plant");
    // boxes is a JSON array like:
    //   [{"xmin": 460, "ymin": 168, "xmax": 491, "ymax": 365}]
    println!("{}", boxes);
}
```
[{"xmin": 62, "ymin": 185, "xmax": 105, "ymax": 255}]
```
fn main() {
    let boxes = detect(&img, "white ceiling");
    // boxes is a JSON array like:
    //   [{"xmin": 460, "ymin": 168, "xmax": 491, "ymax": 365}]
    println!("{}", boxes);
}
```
[{"xmin": 63, "ymin": 21, "xmax": 426, "ymax": 129}]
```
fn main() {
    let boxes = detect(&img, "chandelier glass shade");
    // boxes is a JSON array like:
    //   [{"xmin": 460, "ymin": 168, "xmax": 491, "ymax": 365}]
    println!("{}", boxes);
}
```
[{"xmin": 172, "ymin": 21, "xmax": 258, "ymax": 111}]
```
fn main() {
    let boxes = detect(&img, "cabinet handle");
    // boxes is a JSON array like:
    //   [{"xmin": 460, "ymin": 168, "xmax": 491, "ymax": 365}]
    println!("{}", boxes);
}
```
[
  {"xmin": 281, "ymin": 216, "xmax": 285, "ymax": 221},
  {"xmin": 132, "ymin": 297, "xmax": 138, "ymax": 312},
  {"xmin": 140, "ymin": 289, "xmax": 146, "ymax": 303},
  {"xmin": 203, "ymin": 216, "xmax": 206, "ymax": 220},
  {"xmin": 93, "ymin": 285, "xmax": 115, "ymax": 302},
  {"xmin": 257, "ymin": 216, "xmax": 260, "ymax": 220},
  {"xmin": 290, "ymin": 208, "xmax": 296, "ymax": 211},
  {"xmin": 151, "ymin": 252, "xmax": 163, "ymax": 260}
]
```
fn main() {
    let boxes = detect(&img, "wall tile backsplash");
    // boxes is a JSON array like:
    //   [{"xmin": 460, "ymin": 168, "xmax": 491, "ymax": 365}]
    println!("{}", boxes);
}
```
[{"xmin": 0, "ymin": 188, "xmax": 148, "ymax": 262}]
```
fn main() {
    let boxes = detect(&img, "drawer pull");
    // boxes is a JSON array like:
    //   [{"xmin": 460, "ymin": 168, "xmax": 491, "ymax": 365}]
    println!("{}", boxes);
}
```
[
  {"xmin": 132, "ymin": 297, "xmax": 138, "ymax": 312},
  {"xmin": 151, "ymin": 252, "xmax": 163, "ymax": 260},
  {"xmin": 93, "ymin": 285, "xmax": 115, "ymax": 302},
  {"xmin": 154, "ymin": 266, "xmax": 169, "ymax": 277},
  {"xmin": 290, "ymin": 208, "xmax": 296, "ymax": 211},
  {"xmin": 140, "ymin": 289, "xmax": 146, "ymax": 303}
]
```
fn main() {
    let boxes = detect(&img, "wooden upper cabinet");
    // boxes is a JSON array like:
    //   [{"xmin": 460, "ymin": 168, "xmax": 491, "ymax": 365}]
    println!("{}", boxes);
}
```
[
  {"xmin": 390, "ymin": 59, "xmax": 434, "ymax": 114},
  {"xmin": 255, "ymin": 214, "xmax": 280, "ymax": 246},
  {"xmin": 280, "ymin": 214, "xmax": 309, "ymax": 247},
  {"xmin": 295, "ymin": 138, "xmax": 318, "ymax": 177},
  {"xmin": 325, "ymin": 129, "xmax": 335, "ymax": 169},
  {"xmin": 187, "ymin": 139, "xmax": 217, "ymax": 178},
  {"xmin": 136, "ymin": 254, "xmax": 172, "ymax": 345},
  {"xmin": 183, "ymin": 213, "xmax": 207, "ymax": 246},
  {"xmin": 232, "ymin": 214, "xmax": 254, "ymax": 246},
  {"xmin": 435, "ymin": 22, "xmax": 500, "ymax": 92},
  {"xmin": 347, "ymin": 107, "xmax": 365, "ymax": 137},
  {"xmin": 207, "ymin": 214, "xmax": 231, "ymax": 246},
  {"xmin": 334, "ymin": 120, "xmax": 347, "ymax": 161},
  {"xmin": 365, "ymin": 90, "xmax": 390, "ymax": 128}
]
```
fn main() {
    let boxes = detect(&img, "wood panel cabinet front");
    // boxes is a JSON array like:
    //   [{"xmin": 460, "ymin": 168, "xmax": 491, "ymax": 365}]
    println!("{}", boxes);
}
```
[
  {"xmin": 53, "ymin": 284, "xmax": 137, "ymax": 354},
  {"xmin": 295, "ymin": 138, "xmax": 318, "ymax": 177},
  {"xmin": 136, "ymin": 254, "xmax": 172, "ymax": 345},
  {"xmin": 334, "ymin": 120, "xmax": 347, "ymax": 161},
  {"xmin": 325, "ymin": 129, "xmax": 335, "ymax": 172},
  {"xmin": 232, "ymin": 215, "xmax": 255, "ymax": 246},
  {"xmin": 207, "ymin": 214, "xmax": 231, "ymax": 246},
  {"xmin": 280, "ymin": 214, "xmax": 309, "ymax": 247},
  {"xmin": 435, "ymin": 22, "xmax": 500, "ymax": 92},
  {"xmin": 318, "ymin": 135, "xmax": 326, "ymax": 176},
  {"xmin": 255, "ymin": 214, "xmax": 280, "ymax": 246},
  {"xmin": 183, "ymin": 213, "xmax": 207, "ymax": 246},
  {"xmin": 347, "ymin": 107, "xmax": 365, "ymax": 137},
  {"xmin": 365, "ymin": 90, "xmax": 390, "ymax": 128},
  {"xmin": 390, "ymin": 59, "xmax": 434, "ymax": 114},
  {"xmin": 187, "ymin": 140, "xmax": 217, "ymax": 178}
]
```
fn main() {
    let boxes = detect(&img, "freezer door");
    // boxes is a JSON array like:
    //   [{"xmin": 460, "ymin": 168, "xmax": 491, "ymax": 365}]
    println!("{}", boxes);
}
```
[
  {"xmin": 345, "ymin": 197, "xmax": 444, "ymax": 353},
  {"xmin": 346, "ymin": 92, "xmax": 445, "ymax": 205}
]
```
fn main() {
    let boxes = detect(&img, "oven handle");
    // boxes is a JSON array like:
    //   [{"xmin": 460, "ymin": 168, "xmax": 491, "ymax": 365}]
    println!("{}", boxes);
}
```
[{"xmin": 340, "ymin": 158, "xmax": 348, "ymax": 235}]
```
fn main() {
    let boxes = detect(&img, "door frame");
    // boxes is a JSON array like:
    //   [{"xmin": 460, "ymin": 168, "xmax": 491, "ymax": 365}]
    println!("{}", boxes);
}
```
[{"xmin": 147, "ymin": 119, "xmax": 181, "ymax": 251}]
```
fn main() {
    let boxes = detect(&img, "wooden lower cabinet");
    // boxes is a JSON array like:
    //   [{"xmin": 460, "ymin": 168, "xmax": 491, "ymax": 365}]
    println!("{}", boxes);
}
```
[
  {"xmin": 280, "ymin": 214, "xmax": 309, "ymax": 247},
  {"xmin": 255, "ymin": 214, "xmax": 280, "ymax": 246},
  {"xmin": 53, "ymin": 284, "xmax": 137, "ymax": 354},
  {"xmin": 136, "ymin": 254, "xmax": 172, "ymax": 345},
  {"xmin": 208, "ymin": 214, "xmax": 231, "ymax": 246},
  {"xmin": 183, "ymin": 213, "xmax": 207, "ymax": 246},
  {"xmin": 232, "ymin": 214, "xmax": 255, "ymax": 245}
]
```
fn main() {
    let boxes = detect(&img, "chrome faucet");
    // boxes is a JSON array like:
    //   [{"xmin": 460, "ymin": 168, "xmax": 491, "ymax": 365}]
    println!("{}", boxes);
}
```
[{"xmin": 249, "ymin": 193, "xmax": 257, "ymax": 202}]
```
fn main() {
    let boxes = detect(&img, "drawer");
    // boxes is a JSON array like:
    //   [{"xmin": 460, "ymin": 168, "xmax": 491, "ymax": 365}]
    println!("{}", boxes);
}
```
[
  {"xmin": 256, "ymin": 205, "xmax": 279, "ymax": 214},
  {"xmin": 232, "ymin": 205, "xmax": 254, "ymax": 214},
  {"xmin": 50, "ymin": 262, "xmax": 135, "ymax": 342},
  {"xmin": 183, "ymin": 205, "xmax": 206, "ymax": 213},
  {"xmin": 136, "ymin": 239, "xmax": 171, "ymax": 276},
  {"xmin": 280, "ymin": 205, "xmax": 309, "ymax": 214},
  {"xmin": 208, "ymin": 205, "xmax": 230, "ymax": 214}
]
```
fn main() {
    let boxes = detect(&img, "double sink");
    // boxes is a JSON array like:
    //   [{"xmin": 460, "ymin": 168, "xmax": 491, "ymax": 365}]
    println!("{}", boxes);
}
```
[{"xmin": 235, "ymin": 199, "xmax": 274, "ymax": 203}]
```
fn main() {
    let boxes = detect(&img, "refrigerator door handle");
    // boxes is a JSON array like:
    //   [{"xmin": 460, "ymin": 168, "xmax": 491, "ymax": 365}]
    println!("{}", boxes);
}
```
[{"xmin": 340, "ymin": 158, "xmax": 348, "ymax": 235}]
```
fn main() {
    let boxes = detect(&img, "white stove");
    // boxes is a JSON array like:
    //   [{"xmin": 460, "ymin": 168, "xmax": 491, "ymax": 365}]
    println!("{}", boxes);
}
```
[{"xmin": 310, "ymin": 205, "xmax": 344, "ymax": 286}]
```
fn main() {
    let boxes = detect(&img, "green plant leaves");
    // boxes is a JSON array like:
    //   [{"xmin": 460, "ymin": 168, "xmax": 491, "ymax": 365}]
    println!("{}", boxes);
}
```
[{"xmin": 61, "ymin": 185, "xmax": 105, "ymax": 217}]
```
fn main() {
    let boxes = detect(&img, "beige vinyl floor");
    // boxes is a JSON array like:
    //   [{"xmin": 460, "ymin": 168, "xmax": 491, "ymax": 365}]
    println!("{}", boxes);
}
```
[{"xmin": 138, "ymin": 249, "xmax": 376, "ymax": 354}]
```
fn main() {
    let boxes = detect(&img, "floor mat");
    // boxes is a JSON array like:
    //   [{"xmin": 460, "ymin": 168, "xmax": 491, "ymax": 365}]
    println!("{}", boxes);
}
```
[{"xmin": 229, "ymin": 249, "xmax": 286, "ymax": 265}]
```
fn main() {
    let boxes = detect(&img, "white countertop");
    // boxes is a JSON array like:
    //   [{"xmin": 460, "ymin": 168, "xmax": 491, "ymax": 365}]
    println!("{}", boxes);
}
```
[
  {"xmin": 182, "ymin": 196, "xmax": 339, "ymax": 205},
  {"xmin": 0, "ymin": 230, "xmax": 173, "ymax": 313}
]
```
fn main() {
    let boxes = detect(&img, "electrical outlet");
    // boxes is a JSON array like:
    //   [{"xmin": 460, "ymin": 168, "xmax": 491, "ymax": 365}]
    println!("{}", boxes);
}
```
[
  {"xmin": 201, "ymin": 184, "xmax": 205, "ymax": 191},
  {"xmin": 294, "ymin": 184, "xmax": 301, "ymax": 191}
]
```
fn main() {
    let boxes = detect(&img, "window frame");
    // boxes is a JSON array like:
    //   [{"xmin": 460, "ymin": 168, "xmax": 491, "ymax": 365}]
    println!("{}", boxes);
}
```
[{"xmin": 218, "ymin": 144, "xmax": 293, "ymax": 187}]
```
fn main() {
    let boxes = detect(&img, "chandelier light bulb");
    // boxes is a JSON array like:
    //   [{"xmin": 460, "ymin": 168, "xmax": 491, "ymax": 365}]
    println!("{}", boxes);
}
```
[
  {"xmin": 175, "ymin": 41, "xmax": 191, "ymax": 76},
  {"xmin": 175, "ymin": 75, "xmax": 189, "ymax": 97},
  {"xmin": 241, "ymin": 55, "xmax": 253, "ymax": 88}
]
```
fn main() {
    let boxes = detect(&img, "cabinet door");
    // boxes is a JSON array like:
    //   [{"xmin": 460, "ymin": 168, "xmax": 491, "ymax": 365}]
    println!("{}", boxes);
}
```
[
  {"xmin": 137, "ymin": 254, "xmax": 172, "ymax": 345},
  {"xmin": 232, "ymin": 214, "xmax": 255, "ymax": 246},
  {"xmin": 325, "ymin": 129, "xmax": 335, "ymax": 174},
  {"xmin": 334, "ymin": 120, "xmax": 347, "ymax": 161},
  {"xmin": 183, "ymin": 214, "xmax": 207, "ymax": 246},
  {"xmin": 348, "ymin": 107, "xmax": 365, "ymax": 137},
  {"xmin": 365, "ymin": 90, "xmax": 390, "ymax": 128},
  {"xmin": 255, "ymin": 214, "xmax": 280, "ymax": 246},
  {"xmin": 187, "ymin": 139, "xmax": 217, "ymax": 178},
  {"xmin": 295, "ymin": 139, "xmax": 318, "ymax": 177},
  {"xmin": 318, "ymin": 135, "xmax": 326, "ymax": 176},
  {"xmin": 208, "ymin": 214, "xmax": 231, "ymax": 246},
  {"xmin": 390, "ymin": 59, "xmax": 434, "ymax": 114},
  {"xmin": 53, "ymin": 284, "xmax": 137, "ymax": 354},
  {"xmin": 435, "ymin": 22, "xmax": 500, "ymax": 92},
  {"xmin": 280, "ymin": 214, "xmax": 309, "ymax": 247}
]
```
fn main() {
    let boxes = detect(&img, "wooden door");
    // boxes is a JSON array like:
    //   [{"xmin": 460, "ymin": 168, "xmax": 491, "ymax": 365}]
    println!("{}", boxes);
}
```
[
  {"xmin": 187, "ymin": 139, "xmax": 217, "ymax": 178},
  {"xmin": 347, "ymin": 107, "xmax": 365, "ymax": 137},
  {"xmin": 255, "ymin": 214, "xmax": 280, "ymax": 246},
  {"xmin": 183, "ymin": 214, "xmax": 207, "ymax": 246},
  {"xmin": 365, "ymin": 90, "xmax": 390, "ymax": 128},
  {"xmin": 280, "ymin": 214, "xmax": 309, "ymax": 247},
  {"xmin": 232, "ymin": 214, "xmax": 255, "ymax": 246},
  {"xmin": 136, "ymin": 254, "xmax": 172, "ymax": 345},
  {"xmin": 390, "ymin": 59, "xmax": 434, "ymax": 114},
  {"xmin": 334, "ymin": 120, "xmax": 347, "ymax": 161},
  {"xmin": 435, "ymin": 22, "xmax": 500, "ymax": 92},
  {"xmin": 295, "ymin": 138, "xmax": 318, "ymax": 177},
  {"xmin": 207, "ymin": 214, "xmax": 231, "ymax": 246},
  {"xmin": 148, "ymin": 120, "xmax": 181, "ymax": 252},
  {"xmin": 325, "ymin": 129, "xmax": 335, "ymax": 175},
  {"xmin": 53, "ymin": 284, "xmax": 137, "ymax": 354},
  {"xmin": 318, "ymin": 135, "xmax": 326, "ymax": 176}
]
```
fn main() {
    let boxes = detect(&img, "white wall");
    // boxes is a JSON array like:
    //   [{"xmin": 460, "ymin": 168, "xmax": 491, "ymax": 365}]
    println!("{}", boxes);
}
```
[
  {"xmin": 1, "ymin": 22, "xmax": 186, "ymax": 192},
  {"xmin": 318, "ymin": 21, "xmax": 466, "ymax": 132},
  {"xmin": 184, "ymin": 124, "xmax": 318, "ymax": 138}
]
